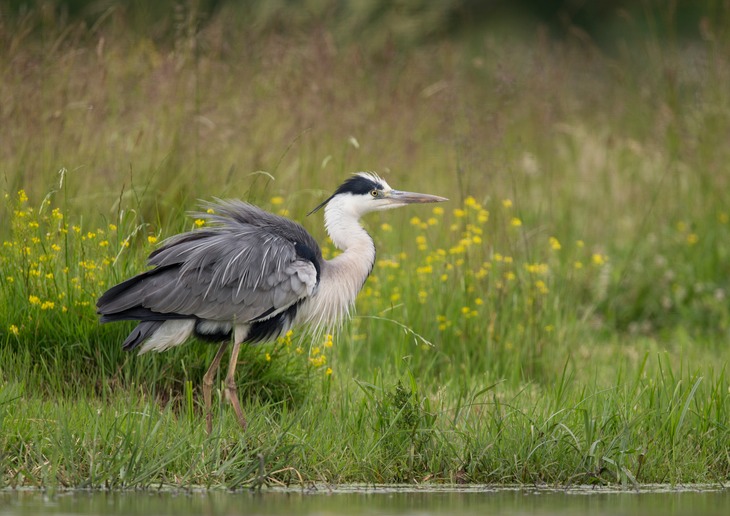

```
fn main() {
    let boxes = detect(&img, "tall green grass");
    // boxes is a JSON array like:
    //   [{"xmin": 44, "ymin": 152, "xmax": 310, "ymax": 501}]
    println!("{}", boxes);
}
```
[{"xmin": 1, "ymin": 4, "xmax": 730, "ymax": 488}]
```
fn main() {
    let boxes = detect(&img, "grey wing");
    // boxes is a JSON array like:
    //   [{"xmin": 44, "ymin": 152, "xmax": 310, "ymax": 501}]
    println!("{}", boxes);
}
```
[
  {"xmin": 153, "ymin": 235, "xmax": 317, "ymax": 321},
  {"xmin": 97, "ymin": 203, "xmax": 321, "ymax": 325}
]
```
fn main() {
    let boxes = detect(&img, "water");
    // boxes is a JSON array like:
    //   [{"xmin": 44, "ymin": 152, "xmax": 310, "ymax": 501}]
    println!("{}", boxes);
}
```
[{"xmin": 1, "ymin": 485, "xmax": 728, "ymax": 516}]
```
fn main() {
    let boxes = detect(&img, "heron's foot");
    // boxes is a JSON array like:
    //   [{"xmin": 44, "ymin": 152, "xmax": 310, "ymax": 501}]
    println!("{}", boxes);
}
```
[{"xmin": 224, "ymin": 378, "xmax": 248, "ymax": 431}]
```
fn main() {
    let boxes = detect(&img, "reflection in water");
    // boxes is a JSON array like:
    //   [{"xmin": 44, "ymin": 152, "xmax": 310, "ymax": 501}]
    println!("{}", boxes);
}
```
[{"xmin": 1, "ymin": 486, "xmax": 729, "ymax": 516}]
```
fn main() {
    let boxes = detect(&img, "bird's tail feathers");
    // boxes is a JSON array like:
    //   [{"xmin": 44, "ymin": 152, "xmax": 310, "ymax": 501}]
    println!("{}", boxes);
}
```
[
  {"xmin": 126, "ymin": 320, "xmax": 196, "ymax": 354},
  {"xmin": 122, "ymin": 321, "xmax": 164, "ymax": 351}
]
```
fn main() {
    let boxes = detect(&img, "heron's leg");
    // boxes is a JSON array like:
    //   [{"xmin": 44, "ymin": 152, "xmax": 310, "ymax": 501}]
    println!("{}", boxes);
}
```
[
  {"xmin": 224, "ymin": 340, "xmax": 248, "ymax": 430},
  {"xmin": 202, "ymin": 341, "xmax": 229, "ymax": 434}
]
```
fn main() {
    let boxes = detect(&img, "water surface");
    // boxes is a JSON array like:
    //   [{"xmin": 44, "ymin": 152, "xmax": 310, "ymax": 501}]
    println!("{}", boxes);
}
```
[{"xmin": 1, "ymin": 485, "xmax": 728, "ymax": 516}]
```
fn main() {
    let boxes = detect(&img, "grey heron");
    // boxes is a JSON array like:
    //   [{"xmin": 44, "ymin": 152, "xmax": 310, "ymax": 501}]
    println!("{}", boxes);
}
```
[{"xmin": 97, "ymin": 172, "xmax": 447, "ymax": 432}]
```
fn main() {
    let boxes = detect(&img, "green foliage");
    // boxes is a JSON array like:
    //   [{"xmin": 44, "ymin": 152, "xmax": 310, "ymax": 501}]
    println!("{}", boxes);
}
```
[{"xmin": 1, "ymin": 2, "xmax": 730, "ymax": 489}]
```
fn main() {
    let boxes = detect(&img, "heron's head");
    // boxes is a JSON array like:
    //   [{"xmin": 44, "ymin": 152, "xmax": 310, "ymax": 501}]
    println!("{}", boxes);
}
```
[{"xmin": 308, "ymin": 172, "xmax": 448, "ymax": 218}]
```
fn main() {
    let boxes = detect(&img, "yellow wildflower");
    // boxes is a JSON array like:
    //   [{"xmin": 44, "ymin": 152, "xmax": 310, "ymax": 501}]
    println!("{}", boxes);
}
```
[
  {"xmin": 309, "ymin": 354, "xmax": 327, "ymax": 367},
  {"xmin": 453, "ymin": 209, "xmax": 466, "ymax": 218},
  {"xmin": 549, "ymin": 237, "xmax": 561, "ymax": 250},
  {"xmin": 416, "ymin": 265, "xmax": 433, "ymax": 275},
  {"xmin": 381, "ymin": 223, "xmax": 392, "ymax": 231},
  {"xmin": 432, "ymin": 206, "xmax": 444, "ymax": 216},
  {"xmin": 524, "ymin": 263, "xmax": 548, "ymax": 274},
  {"xmin": 325, "ymin": 367, "xmax": 333, "ymax": 376},
  {"xmin": 510, "ymin": 217, "xmax": 522, "ymax": 227},
  {"xmin": 18, "ymin": 190, "xmax": 29, "ymax": 203},
  {"xmin": 502, "ymin": 199, "xmax": 512, "ymax": 208},
  {"xmin": 41, "ymin": 301, "xmax": 55, "ymax": 310},
  {"xmin": 147, "ymin": 236, "xmax": 158, "ymax": 244},
  {"xmin": 29, "ymin": 295, "xmax": 41, "ymax": 305},
  {"xmin": 9, "ymin": 325, "xmax": 19, "ymax": 336},
  {"xmin": 592, "ymin": 253, "xmax": 606, "ymax": 266},
  {"xmin": 271, "ymin": 196, "xmax": 284, "ymax": 206},
  {"xmin": 686, "ymin": 233, "xmax": 699, "ymax": 245},
  {"xmin": 194, "ymin": 219, "xmax": 205, "ymax": 227}
]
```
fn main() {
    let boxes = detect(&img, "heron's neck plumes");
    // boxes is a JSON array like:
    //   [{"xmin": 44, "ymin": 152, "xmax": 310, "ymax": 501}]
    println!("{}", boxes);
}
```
[
  {"xmin": 323, "ymin": 198, "xmax": 376, "ymax": 274},
  {"xmin": 304, "ymin": 198, "xmax": 375, "ymax": 332}
]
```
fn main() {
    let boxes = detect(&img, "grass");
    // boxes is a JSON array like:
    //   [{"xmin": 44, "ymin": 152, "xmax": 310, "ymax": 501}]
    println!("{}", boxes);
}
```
[{"xmin": 1, "ymin": 3, "xmax": 730, "ymax": 488}]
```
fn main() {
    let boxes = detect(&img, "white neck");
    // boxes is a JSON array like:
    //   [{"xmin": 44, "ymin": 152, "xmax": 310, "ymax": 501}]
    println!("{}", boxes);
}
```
[
  {"xmin": 300, "ymin": 196, "xmax": 375, "ymax": 333},
  {"xmin": 323, "ymin": 195, "xmax": 376, "ymax": 280}
]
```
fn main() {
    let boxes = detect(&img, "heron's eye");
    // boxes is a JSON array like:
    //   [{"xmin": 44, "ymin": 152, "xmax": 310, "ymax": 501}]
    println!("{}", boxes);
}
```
[{"xmin": 370, "ymin": 189, "xmax": 379, "ymax": 197}]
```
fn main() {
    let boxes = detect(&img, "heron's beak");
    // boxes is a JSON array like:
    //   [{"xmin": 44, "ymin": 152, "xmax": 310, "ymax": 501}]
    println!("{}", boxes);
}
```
[{"xmin": 386, "ymin": 190, "xmax": 449, "ymax": 205}]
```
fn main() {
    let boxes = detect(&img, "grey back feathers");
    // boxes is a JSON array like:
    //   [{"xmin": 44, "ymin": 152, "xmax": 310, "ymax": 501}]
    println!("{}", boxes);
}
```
[{"xmin": 97, "ymin": 200, "xmax": 322, "ymax": 350}]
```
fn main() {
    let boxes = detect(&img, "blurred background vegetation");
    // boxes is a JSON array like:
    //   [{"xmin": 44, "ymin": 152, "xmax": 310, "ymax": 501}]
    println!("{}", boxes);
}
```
[
  {"xmin": 3, "ymin": 0, "xmax": 729, "ymax": 44},
  {"xmin": 1, "ymin": 0, "xmax": 730, "ymax": 486},
  {"xmin": 2, "ymin": 0, "xmax": 729, "ymax": 350},
  {"xmin": 2, "ymin": 0, "xmax": 730, "ymax": 350}
]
